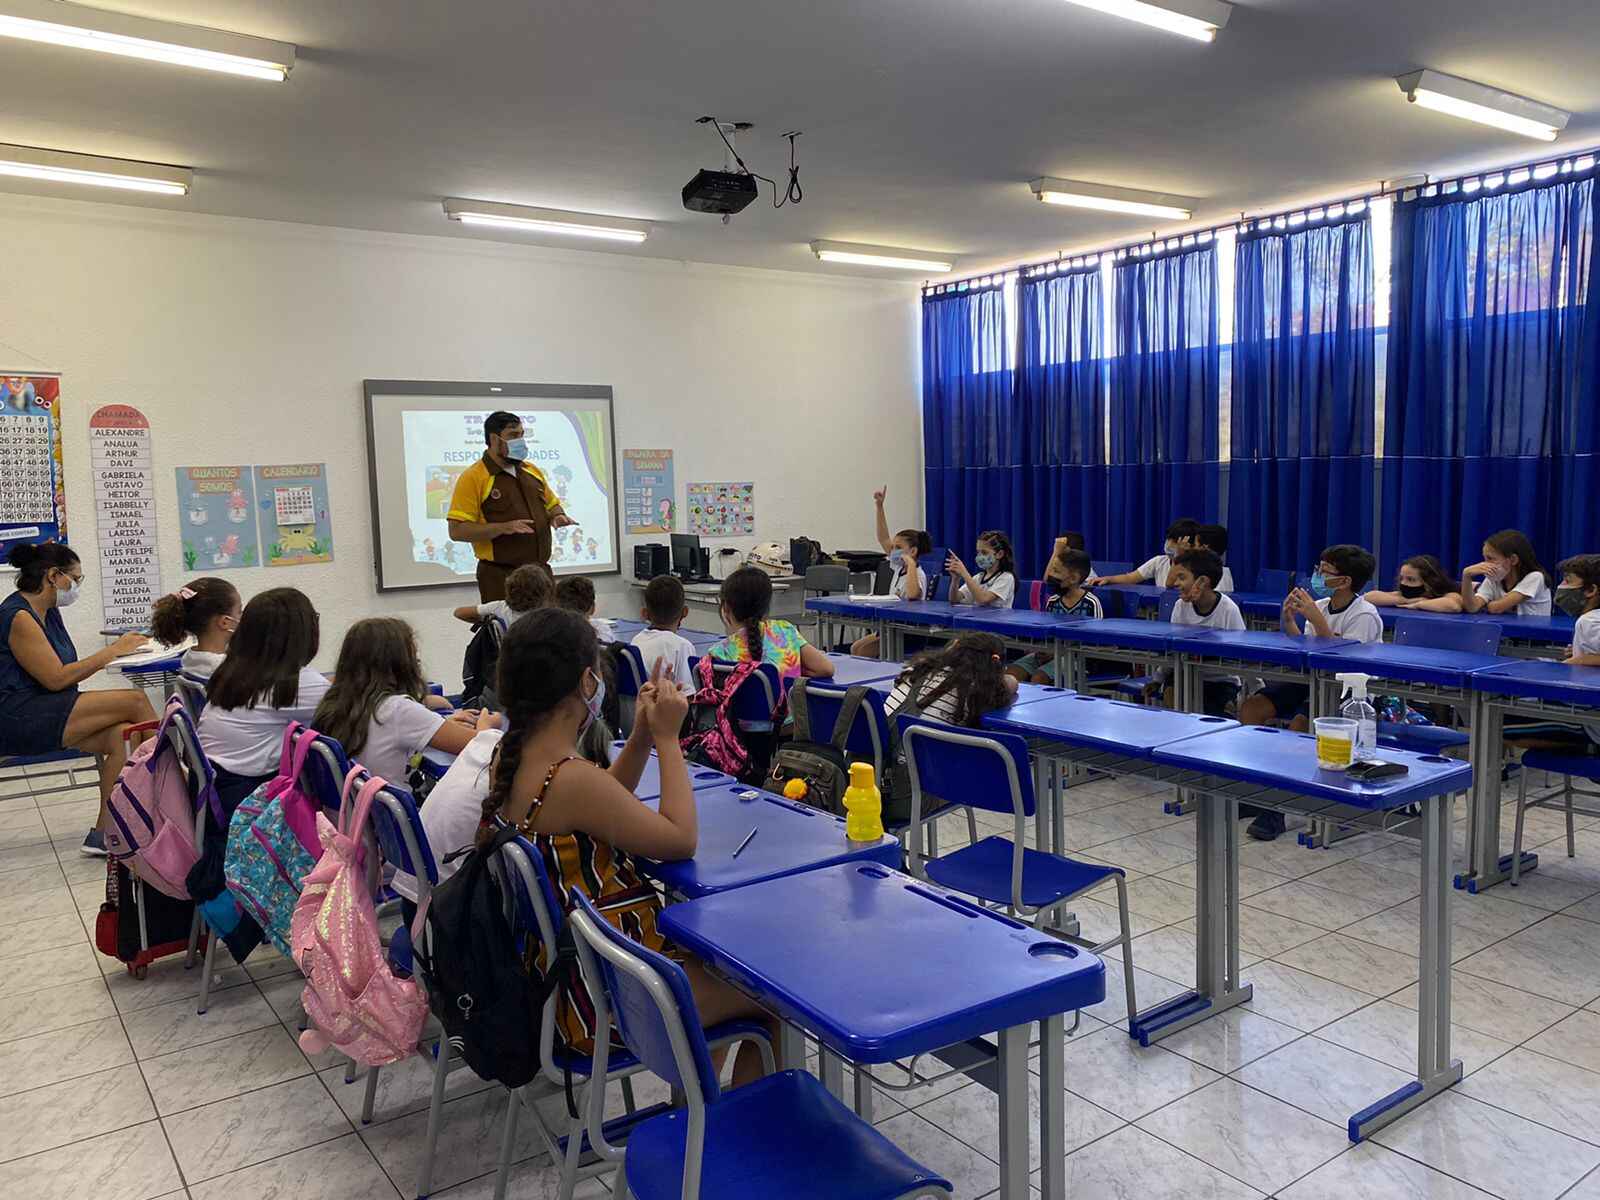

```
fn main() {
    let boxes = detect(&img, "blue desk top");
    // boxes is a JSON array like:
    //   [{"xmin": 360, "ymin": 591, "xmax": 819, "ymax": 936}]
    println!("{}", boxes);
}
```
[
  {"xmin": 1473, "ymin": 659, "xmax": 1600, "ymax": 706},
  {"xmin": 949, "ymin": 607, "xmax": 1081, "ymax": 639},
  {"xmin": 805, "ymin": 597, "xmax": 956, "ymax": 626},
  {"xmin": 1306, "ymin": 641, "xmax": 1510, "ymax": 688},
  {"xmin": 1053, "ymin": 617, "xmax": 1175, "ymax": 652},
  {"xmin": 606, "ymin": 744, "xmax": 737, "ymax": 801},
  {"xmin": 639, "ymin": 785, "xmax": 899, "ymax": 898},
  {"xmin": 820, "ymin": 654, "xmax": 905, "ymax": 687},
  {"xmin": 1150, "ymin": 724, "xmax": 1472, "ymax": 810},
  {"xmin": 683, "ymin": 629, "xmax": 724, "ymax": 651},
  {"xmin": 1375, "ymin": 607, "xmax": 1575, "ymax": 646},
  {"xmin": 1229, "ymin": 591, "xmax": 1294, "ymax": 620},
  {"xmin": 983, "ymin": 692, "xmax": 1235, "ymax": 756},
  {"xmin": 659, "ymin": 864, "xmax": 1105, "ymax": 1062},
  {"xmin": 1169, "ymin": 628, "xmax": 1350, "ymax": 669}
]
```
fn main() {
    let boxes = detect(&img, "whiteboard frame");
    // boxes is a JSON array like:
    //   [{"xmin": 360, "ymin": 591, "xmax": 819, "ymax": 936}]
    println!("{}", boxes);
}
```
[{"xmin": 362, "ymin": 379, "xmax": 620, "ymax": 593}]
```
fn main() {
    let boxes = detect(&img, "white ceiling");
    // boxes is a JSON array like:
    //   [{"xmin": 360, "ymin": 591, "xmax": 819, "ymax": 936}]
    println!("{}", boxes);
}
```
[{"xmin": 2, "ymin": 0, "xmax": 1597, "ymax": 279}]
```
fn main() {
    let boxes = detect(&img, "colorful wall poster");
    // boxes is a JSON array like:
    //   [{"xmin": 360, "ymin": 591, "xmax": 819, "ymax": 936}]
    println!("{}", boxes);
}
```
[
  {"xmin": 175, "ymin": 466, "xmax": 259, "ymax": 570},
  {"xmin": 686, "ymin": 481, "xmax": 755, "ymax": 538},
  {"xmin": 253, "ymin": 463, "xmax": 333, "ymax": 567},
  {"xmin": 622, "ymin": 448, "xmax": 675, "ymax": 534},
  {"xmin": 0, "ymin": 374, "xmax": 66, "ymax": 555},
  {"xmin": 89, "ymin": 405, "xmax": 160, "ymax": 630}
]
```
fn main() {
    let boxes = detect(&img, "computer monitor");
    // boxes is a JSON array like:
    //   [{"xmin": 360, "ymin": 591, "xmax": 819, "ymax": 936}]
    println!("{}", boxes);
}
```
[{"xmin": 670, "ymin": 533, "xmax": 701, "ymax": 578}]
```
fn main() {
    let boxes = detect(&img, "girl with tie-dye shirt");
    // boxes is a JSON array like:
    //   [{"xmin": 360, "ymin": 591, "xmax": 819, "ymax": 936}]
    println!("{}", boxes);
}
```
[{"xmin": 708, "ymin": 567, "xmax": 835, "ymax": 683}]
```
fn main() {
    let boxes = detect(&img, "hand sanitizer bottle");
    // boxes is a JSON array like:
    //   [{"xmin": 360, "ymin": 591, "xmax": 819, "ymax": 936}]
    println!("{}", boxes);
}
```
[{"xmin": 1335, "ymin": 672, "xmax": 1378, "ymax": 762}]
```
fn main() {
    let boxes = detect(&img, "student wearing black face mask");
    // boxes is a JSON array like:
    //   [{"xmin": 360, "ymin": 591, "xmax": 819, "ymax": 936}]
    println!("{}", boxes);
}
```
[
  {"xmin": 1366, "ymin": 554, "xmax": 1465, "ymax": 613},
  {"xmin": 1555, "ymin": 556, "xmax": 1600, "ymax": 624}
]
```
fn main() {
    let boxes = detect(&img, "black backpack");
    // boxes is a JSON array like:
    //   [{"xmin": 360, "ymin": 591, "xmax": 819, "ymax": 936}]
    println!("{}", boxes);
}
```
[
  {"xmin": 768, "ymin": 680, "xmax": 868, "ymax": 815},
  {"xmin": 459, "ymin": 620, "xmax": 504, "ymax": 711},
  {"xmin": 415, "ymin": 824, "xmax": 575, "ymax": 1090}
]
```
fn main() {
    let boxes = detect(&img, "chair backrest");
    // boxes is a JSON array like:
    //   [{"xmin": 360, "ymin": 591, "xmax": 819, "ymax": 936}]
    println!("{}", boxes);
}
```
[
  {"xmin": 1254, "ymin": 568, "xmax": 1294, "ymax": 595},
  {"xmin": 301, "ymin": 735, "xmax": 351, "ymax": 815},
  {"xmin": 900, "ymin": 718, "xmax": 1034, "ymax": 819},
  {"xmin": 792, "ymin": 680, "xmax": 892, "ymax": 768},
  {"xmin": 1394, "ymin": 615, "xmax": 1504, "ymax": 656},
  {"xmin": 495, "ymin": 835, "xmax": 575, "ymax": 1079},
  {"xmin": 174, "ymin": 672, "xmax": 208, "ymax": 717},
  {"xmin": 1158, "ymin": 590, "xmax": 1180, "ymax": 621},
  {"xmin": 613, "ymin": 642, "xmax": 648, "ymax": 699},
  {"xmin": 1096, "ymin": 560, "xmax": 1134, "ymax": 577},
  {"xmin": 924, "ymin": 547, "xmax": 948, "ymax": 599},
  {"xmin": 369, "ymin": 783, "xmax": 438, "ymax": 896},
  {"xmin": 690, "ymin": 657, "xmax": 783, "ymax": 726},
  {"xmin": 804, "ymin": 564, "xmax": 849, "ymax": 595},
  {"xmin": 1021, "ymin": 579, "xmax": 1045, "ymax": 611},
  {"xmin": 567, "ymin": 890, "xmax": 719, "ymax": 1104}
]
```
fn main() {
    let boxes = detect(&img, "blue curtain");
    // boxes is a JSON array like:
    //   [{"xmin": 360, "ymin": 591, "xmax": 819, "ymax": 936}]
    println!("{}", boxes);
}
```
[
  {"xmin": 1015, "ymin": 266, "xmax": 1107, "ymax": 573},
  {"xmin": 1107, "ymin": 244, "xmax": 1220, "ymax": 561},
  {"xmin": 1382, "ymin": 169, "xmax": 1600, "ymax": 577},
  {"xmin": 1229, "ymin": 215, "xmax": 1376, "ymax": 590},
  {"xmin": 921, "ymin": 283, "xmax": 1020, "ymax": 568}
]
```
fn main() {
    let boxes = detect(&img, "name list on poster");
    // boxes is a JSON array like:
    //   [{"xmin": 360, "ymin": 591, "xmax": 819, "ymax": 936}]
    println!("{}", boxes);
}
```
[{"xmin": 89, "ymin": 406, "xmax": 161, "ymax": 630}]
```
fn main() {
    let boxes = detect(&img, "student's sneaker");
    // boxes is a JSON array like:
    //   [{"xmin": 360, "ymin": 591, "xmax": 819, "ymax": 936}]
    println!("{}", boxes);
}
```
[
  {"xmin": 1246, "ymin": 812, "xmax": 1285, "ymax": 842},
  {"xmin": 80, "ymin": 828, "xmax": 107, "ymax": 857}
]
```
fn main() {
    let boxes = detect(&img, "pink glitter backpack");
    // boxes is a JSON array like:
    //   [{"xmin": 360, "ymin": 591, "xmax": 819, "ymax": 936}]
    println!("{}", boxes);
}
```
[{"xmin": 291, "ymin": 767, "xmax": 428, "ymax": 1068}]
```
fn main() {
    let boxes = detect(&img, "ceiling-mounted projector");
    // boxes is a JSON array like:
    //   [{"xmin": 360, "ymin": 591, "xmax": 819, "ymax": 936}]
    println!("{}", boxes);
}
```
[{"xmin": 681, "ymin": 167, "xmax": 759, "ymax": 215}]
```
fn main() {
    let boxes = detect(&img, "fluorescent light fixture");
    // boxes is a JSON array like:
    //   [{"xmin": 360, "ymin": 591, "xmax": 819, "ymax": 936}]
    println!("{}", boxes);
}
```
[
  {"xmin": 442, "ymin": 198, "xmax": 649, "ymax": 243},
  {"xmin": 1396, "ymin": 70, "xmax": 1568, "ymax": 142},
  {"xmin": 811, "ymin": 240, "xmax": 954, "ymax": 272},
  {"xmin": 0, "ymin": 143, "xmax": 190, "ymax": 195},
  {"xmin": 1059, "ymin": 0, "xmax": 1231, "ymax": 43},
  {"xmin": 0, "ymin": 0, "xmax": 294, "ymax": 81},
  {"xmin": 1029, "ymin": 177, "xmax": 1193, "ymax": 221}
]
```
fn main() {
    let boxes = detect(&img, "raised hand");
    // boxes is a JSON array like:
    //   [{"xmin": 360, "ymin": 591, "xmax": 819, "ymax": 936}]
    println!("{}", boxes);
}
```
[{"xmin": 872, "ymin": 485, "xmax": 887, "ymax": 505}]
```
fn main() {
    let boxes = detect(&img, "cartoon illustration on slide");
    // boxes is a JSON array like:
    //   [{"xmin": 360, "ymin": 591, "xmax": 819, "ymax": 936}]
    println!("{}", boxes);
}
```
[
  {"xmin": 570, "ymin": 528, "xmax": 583, "ymax": 555},
  {"xmin": 586, "ymin": 538, "xmax": 598, "ymax": 558},
  {"xmin": 228, "ymin": 488, "xmax": 249, "ymax": 523},
  {"xmin": 423, "ymin": 537, "xmax": 436, "ymax": 561},
  {"xmin": 551, "ymin": 542, "xmax": 565, "ymax": 563},
  {"xmin": 551, "ymin": 464, "xmax": 573, "ymax": 502},
  {"xmin": 442, "ymin": 543, "xmax": 457, "ymax": 568},
  {"xmin": 424, "ymin": 466, "xmax": 464, "ymax": 520}
]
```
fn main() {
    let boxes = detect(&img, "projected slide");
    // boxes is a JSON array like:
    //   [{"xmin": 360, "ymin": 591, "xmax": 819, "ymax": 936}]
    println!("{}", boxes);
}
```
[{"xmin": 365, "ymin": 382, "xmax": 618, "ymax": 591}]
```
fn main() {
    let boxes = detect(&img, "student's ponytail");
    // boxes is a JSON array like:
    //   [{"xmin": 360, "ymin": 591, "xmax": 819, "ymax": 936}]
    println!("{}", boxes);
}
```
[{"xmin": 150, "ymin": 577, "xmax": 239, "ymax": 647}]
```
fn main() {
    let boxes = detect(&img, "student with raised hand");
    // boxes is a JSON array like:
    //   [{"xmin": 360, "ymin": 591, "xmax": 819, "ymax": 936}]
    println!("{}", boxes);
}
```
[
  {"xmin": 452, "ymin": 562, "xmax": 553, "ymax": 629},
  {"xmin": 948, "ymin": 529, "xmax": 1018, "ymax": 608},
  {"xmin": 851, "ymin": 485, "xmax": 931, "ymax": 657},
  {"xmin": 0, "ymin": 542, "xmax": 155, "ymax": 855},
  {"xmin": 482, "ymin": 610, "xmax": 779, "ymax": 1085},
  {"xmin": 312, "ymin": 617, "xmax": 483, "ymax": 786},
  {"xmin": 1367, "ymin": 555, "xmax": 1465, "ymax": 613},
  {"xmin": 150, "ymin": 577, "xmax": 241, "ymax": 682},
  {"xmin": 1461, "ymin": 529, "xmax": 1553, "ymax": 616},
  {"xmin": 712, "ymin": 566, "xmax": 833, "ymax": 683},
  {"xmin": 1088, "ymin": 518, "xmax": 1200, "ymax": 588}
]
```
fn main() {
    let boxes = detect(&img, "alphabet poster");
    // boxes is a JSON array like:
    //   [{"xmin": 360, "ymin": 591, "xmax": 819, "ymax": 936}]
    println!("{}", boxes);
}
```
[
  {"xmin": 687, "ymin": 481, "xmax": 755, "ymax": 538},
  {"xmin": 622, "ymin": 448, "xmax": 675, "ymax": 534},
  {"xmin": 175, "ymin": 466, "xmax": 259, "ymax": 570},
  {"xmin": 0, "ymin": 374, "xmax": 66, "ymax": 555},
  {"xmin": 253, "ymin": 463, "xmax": 333, "ymax": 567},
  {"xmin": 89, "ymin": 405, "xmax": 160, "ymax": 630}
]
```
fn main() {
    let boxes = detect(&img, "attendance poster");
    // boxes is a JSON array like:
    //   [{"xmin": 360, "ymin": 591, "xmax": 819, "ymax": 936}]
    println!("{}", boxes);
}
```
[
  {"xmin": 400, "ymin": 408, "xmax": 614, "ymax": 576},
  {"xmin": 253, "ymin": 463, "xmax": 334, "ymax": 567},
  {"xmin": 687, "ymin": 481, "xmax": 755, "ymax": 537},
  {"xmin": 89, "ymin": 405, "xmax": 160, "ymax": 631},
  {"xmin": 622, "ymin": 448, "xmax": 675, "ymax": 534},
  {"xmin": 175, "ymin": 466, "xmax": 259, "ymax": 570},
  {"xmin": 0, "ymin": 374, "xmax": 66, "ymax": 556}
]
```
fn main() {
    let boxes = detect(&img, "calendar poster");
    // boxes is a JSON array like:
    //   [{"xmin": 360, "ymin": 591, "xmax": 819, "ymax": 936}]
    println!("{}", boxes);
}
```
[
  {"xmin": 89, "ymin": 405, "xmax": 160, "ymax": 630},
  {"xmin": 0, "ymin": 374, "xmax": 66, "ymax": 556},
  {"xmin": 253, "ymin": 463, "xmax": 334, "ymax": 567}
]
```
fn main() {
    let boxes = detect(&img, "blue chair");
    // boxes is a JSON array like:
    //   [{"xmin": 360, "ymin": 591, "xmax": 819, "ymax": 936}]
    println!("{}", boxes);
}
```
[
  {"xmin": 1512, "ymin": 751, "xmax": 1599, "ymax": 886},
  {"xmin": 1376, "ymin": 618, "xmax": 1504, "ymax": 754},
  {"xmin": 566, "ymin": 890, "xmax": 951, "ymax": 1200},
  {"xmin": 1020, "ymin": 579, "xmax": 1045, "ymax": 611},
  {"xmin": 613, "ymin": 643, "xmax": 649, "ymax": 736},
  {"xmin": 491, "ymin": 838, "xmax": 774, "ymax": 1200},
  {"xmin": 1253, "ymin": 568, "xmax": 1294, "ymax": 596},
  {"xmin": 899, "ymin": 719, "xmax": 1138, "ymax": 1022},
  {"xmin": 687, "ymin": 657, "xmax": 783, "ymax": 733},
  {"xmin": 1108, "ymin": 590, "xmax": 1180, "ymax": 701},
  {"xmin": 174, "ymin": 671, "xmax": 209, "ymax": 717}
]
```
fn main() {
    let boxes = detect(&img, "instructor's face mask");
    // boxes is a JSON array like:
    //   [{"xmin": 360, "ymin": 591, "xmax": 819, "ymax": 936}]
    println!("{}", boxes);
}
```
[
  {"xmin": 1556, "ymin": 587, "xmax": 1590, "ymax": 618},
  {"xmin": 502, "ymin": 436, "xmax": 529, "ymax": 462},
  {"xmin": 578, "ymin": 668, "xmax": 606, "ymax": 737},
  {"xmin": 52, "ymin": 571, "xmax": 81, "ymax": 608},
  {"xmin": 1397, "ymin": 583, "xmax": 1427, "ymax": 600}
]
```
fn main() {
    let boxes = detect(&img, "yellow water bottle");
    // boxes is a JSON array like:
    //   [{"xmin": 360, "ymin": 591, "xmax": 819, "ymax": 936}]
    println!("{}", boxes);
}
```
[{"xmin": 843, "ymin": 761, "xmax": 884, "ymax": 842}]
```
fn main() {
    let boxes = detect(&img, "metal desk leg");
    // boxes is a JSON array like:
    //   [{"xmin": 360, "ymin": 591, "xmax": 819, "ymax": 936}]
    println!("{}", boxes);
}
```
[
  {"xmin": 1462, "ymin": 695, "xmax": 1533, "ymax": 891},
  {"xmin": 1040, "ymin": 756, "xmax": 1080, "ymax": 939},
  {"xmin": 1129, "ymin": 792, "xmax": 1251, "ymax": 1044},
  {"xmin": 819, "ymin": 1046, "xmax": 846, "ymax": 1102},
  {"xmin": 997, "ymin": 1023, "xmax": 1030, "ymax": 1200},
  {"xmin": 853, "ymin": 1061, "xmax": 875, "ymax": 1123},
  {"xmin": 1348, "ymin": 792, "xmax": 1461, "ymax": 1139},
  {"xmin": 780, "ymin": 1022, "xmax": 806, "ymax": 1074},
  {"xmin": 1039, "ymin": 1013, "xmax": 1066, "ymax": 1200}
]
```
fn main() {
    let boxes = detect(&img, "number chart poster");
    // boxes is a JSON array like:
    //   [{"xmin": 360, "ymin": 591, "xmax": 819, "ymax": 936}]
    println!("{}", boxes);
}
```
[
  {"xmin": 622, "ymin": 449, "xmax": 675, "ymax": 534},
  {"xmin": 89, "ymin": 405, "xmax": 160, "ymax": 630},
  {"xmin": 687, "ymin": 481, "xmax": 755, "ymax": 538},
  {"xmin": 0, "ymin": 374, "xmax": 66, "ymax": 554},
  {"xmin": 175, "ymin": 466, "xmax": 259, "ymax": 570},
  {"xmin": 253, "ymin": 463, "xmax": 333, "ymax": 567}
]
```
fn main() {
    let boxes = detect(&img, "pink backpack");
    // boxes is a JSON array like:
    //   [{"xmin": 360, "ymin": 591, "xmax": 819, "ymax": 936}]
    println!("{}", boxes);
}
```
[
  {"xmin": 101, "ymin": 696, "xmax": 210, "ymax": 900},
  {"xmin": 291, "ymin": 766, "xmax": 428, "ymax": 1068}
]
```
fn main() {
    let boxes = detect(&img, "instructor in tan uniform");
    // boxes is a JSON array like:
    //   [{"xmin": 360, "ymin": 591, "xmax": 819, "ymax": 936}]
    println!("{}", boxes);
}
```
[{"xmin": 447, "ymin": 411, "xmax": 576, "ymax": 601}]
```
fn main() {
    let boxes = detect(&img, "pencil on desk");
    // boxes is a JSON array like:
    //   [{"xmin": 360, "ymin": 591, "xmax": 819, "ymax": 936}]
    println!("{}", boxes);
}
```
[{"xmin": 732, "ymin": 827, "xmax": 758, "ymax": 858}]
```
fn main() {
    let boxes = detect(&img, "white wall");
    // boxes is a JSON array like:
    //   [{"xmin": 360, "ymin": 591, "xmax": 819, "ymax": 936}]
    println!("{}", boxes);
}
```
[{"xmin": 0, "ymin": 194, "xmax": 922, "ymax": 689}]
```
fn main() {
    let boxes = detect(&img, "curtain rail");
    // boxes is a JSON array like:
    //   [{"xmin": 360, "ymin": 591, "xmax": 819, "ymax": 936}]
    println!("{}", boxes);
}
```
[{"xmin": 925, "ymin": 141, "xmax": 1600, "ymax": 296}]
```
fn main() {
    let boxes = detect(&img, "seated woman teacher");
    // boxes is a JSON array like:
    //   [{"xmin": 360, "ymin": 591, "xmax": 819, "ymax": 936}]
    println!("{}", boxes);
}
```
[
  {"xmin": 447, "ymin": 410, "xmax": 577, "ymax": 602},
  {"xmin": 0, "ymin": 542, "xmax": 155, "ymax": 855}
]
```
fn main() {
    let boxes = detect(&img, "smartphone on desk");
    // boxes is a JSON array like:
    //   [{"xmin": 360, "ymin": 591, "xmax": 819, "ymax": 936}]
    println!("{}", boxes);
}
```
[{"xmin": 1347, "ymin": 760, "xmax": 1409, "ymax": 782}]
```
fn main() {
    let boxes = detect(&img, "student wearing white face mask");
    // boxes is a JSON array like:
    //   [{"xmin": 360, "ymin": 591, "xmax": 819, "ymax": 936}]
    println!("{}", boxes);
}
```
[
  {"xmin": 0, "ymin": 542, "xmax": 156, "ymax": 855},
  {"xmin": 850, "ymin": 485, "xmax": 932, "ymax": 657},
  {"xmin": 948, "ymin": 530, "xmax": 1018, "ymax": 608}
]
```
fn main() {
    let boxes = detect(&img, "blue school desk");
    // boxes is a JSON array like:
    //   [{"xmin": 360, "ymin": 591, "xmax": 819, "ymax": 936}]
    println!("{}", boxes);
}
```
[
  {"xmin": 1375, "ymin": 606, "xmax": 1575, "ymax": 652},
  {"xmin": 612, "ymin": 746, "xmax": 737, "ymax": 802},
  {"xmin": 1462, "ymin": 660, "xmax": 1600, "ymax": 892},
  {"xmin": 1145, "ymin": 725, "xmax": 1469, "ymax": 1141},
  {"xmin": 819, "ymin": 653, "xmax": 905, "ymax": 687},
  {"xmin": 637, "ymin": 783, "xmax": 899, "ymax": 898},
  {"xmin": 660, "ymin": 863, "xmax": 1105, "ymax": 1200}
]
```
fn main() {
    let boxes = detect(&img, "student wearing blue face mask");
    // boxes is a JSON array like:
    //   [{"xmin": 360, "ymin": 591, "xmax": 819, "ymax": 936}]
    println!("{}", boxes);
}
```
[
  {"xmin": 948, "ymin": 529, "xmax": 1017, "ymax": 608},
  {"xmin": 851, "ymin": 486, "xmax": 931, "ymax": 657},
  {"xmin": 447, "ymin": 410, "xmax": 577, "ymax": 602}
]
